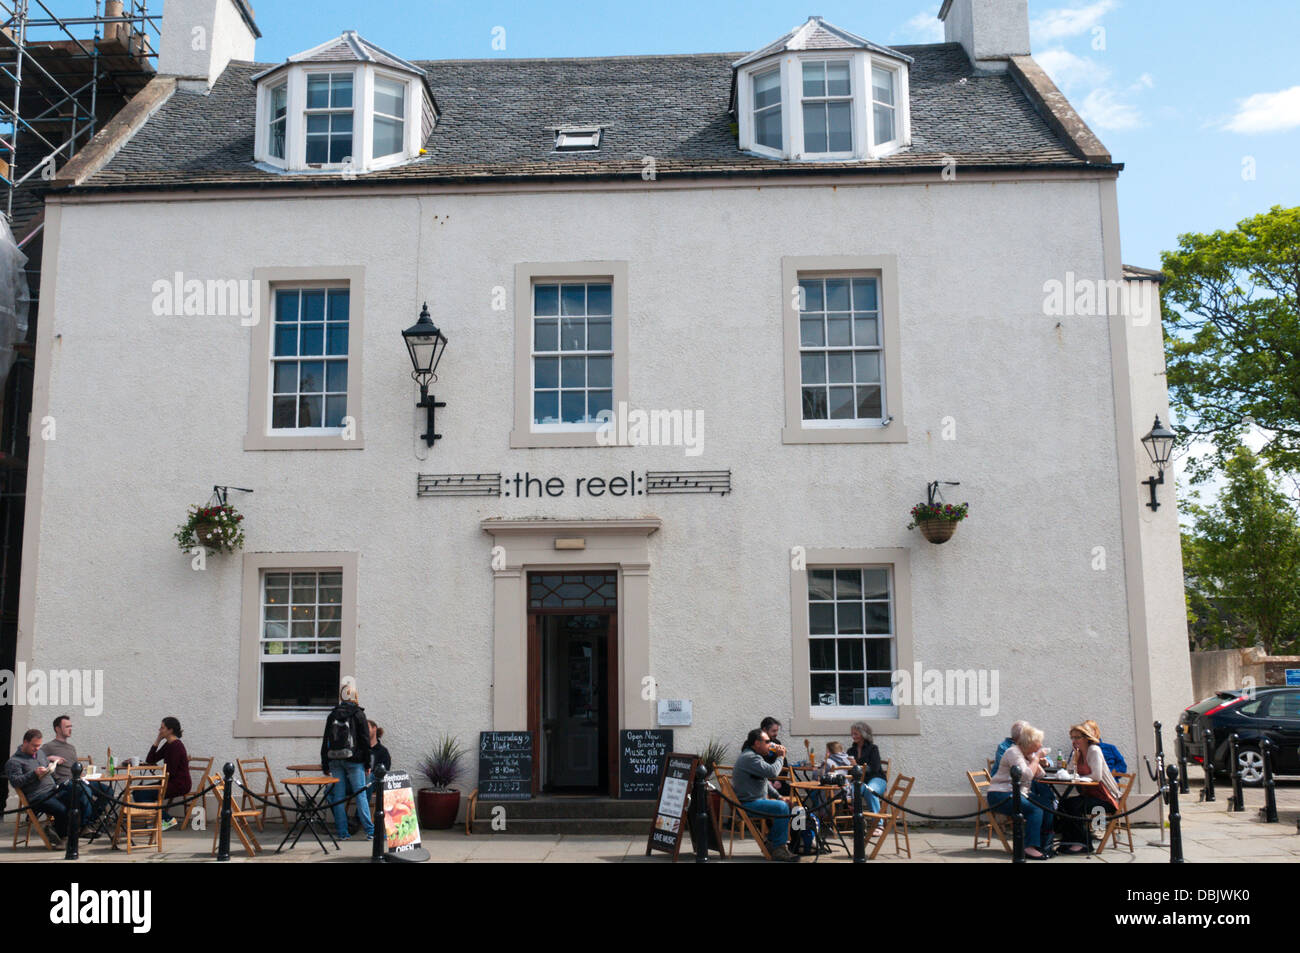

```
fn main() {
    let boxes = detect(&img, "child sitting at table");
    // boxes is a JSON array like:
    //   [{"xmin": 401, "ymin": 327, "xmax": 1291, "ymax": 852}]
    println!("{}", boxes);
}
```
[{"xmin": 821, "ymin": 741, "xmax": 853, "ymax": 779}]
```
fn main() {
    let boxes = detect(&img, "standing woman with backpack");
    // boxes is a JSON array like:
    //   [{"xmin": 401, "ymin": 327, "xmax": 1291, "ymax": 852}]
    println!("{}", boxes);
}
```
[{"xmin": 321, "ymin": 682, "xmax": 373, "ymax": 840}]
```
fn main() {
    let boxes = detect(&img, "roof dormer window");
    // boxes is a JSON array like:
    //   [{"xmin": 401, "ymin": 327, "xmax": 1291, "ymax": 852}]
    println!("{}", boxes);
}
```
[
  {"xmin": 252, "ymin": 31, "xmax": 437, "ymax": 174},
  {"xmin": 733, "ymin": 16, "xmax": 911, "ymax": 162},
  {"xmin": 555, "ymin": 126, "xmax": 601, "ymax": 151}
]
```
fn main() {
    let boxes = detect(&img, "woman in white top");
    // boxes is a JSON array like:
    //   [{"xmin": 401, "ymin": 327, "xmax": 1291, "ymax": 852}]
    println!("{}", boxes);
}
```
[
  {"xmin": 1058, "ymin": 722, "xmax": 1122, "ymax": 852},
  {"xmin": 986, "ymin": 722, "xmax": 1055, "ymax": 859}
]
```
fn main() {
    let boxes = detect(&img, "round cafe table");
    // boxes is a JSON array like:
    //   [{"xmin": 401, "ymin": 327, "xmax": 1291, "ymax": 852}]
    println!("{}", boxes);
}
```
[
  {"xmin": 787, "ymin": 780, "xmax": 850, "ymax": 856},
  {"xmin": 1036, "ymin": 775, "xmax": 1103, "ymax": 852},
  {"xmin": 80, "ymin": 773, "xmax": 131, "ymax": 846},
  {"xmin": 286, "ymin": 764, "xmax": 323, "ymax": 774},
  {"xmin": 276, "ymin": 776, "xmax": 340, "ymax": 854}
]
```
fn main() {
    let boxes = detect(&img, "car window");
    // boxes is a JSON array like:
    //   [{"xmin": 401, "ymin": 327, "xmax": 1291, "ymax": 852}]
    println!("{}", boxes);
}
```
[
  {"xmin": 1237, "ymin": 698, "xmax": 1267, "ymax": 717},
  {"xmin": 1264, "ymin": 692, "xmax": 1300, "ymax": 720}
]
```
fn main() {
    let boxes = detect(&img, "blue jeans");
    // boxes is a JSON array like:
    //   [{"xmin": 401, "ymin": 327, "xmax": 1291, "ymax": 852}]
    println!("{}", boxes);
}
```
[
  {"xmin": 741, "ymin": 798, "xmax": 790, "ymax": 848},
  {"xmin": 855, "ymin": 777, "xmax": 889, "ymax": 816},
  {"xmin": 988, "ymin": 790, "xmax": 1054, "ymax": 851},
  {"xmin": 328, "ymin": 761, "xmax": 373, "ymax": 838}
]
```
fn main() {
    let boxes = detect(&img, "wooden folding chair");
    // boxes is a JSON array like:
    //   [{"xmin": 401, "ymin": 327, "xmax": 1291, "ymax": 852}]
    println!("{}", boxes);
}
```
[
  {"xmin": 207, "ymin": 774, "xmax": 263, "ymax": 857},
  {"xmin": 180, "ymin": 756, "xmax": 214, "ymax": 831},
  {"xmin": 115, "ymin": 764, "xmax": 167, "ymax": 853},
  {"xmin": 966, "ymin": 769, "xmax": 1012, "ymax": 853},
  {"xmin": 714, "ymin": 770, "xmax": 772, "ymax": 860},
  {"xmin": 827, "ymin": 760, "xmax": 890, "ymax": 833},
  {"xmin": 987, "ymin": 758, "xmax": 996, "ymax": 775},
  {"xmin": 11, "ymin": 788, "xmax": 57, "ymax": 850},
  {"xmin": 861, "ymin": 774, "xmax": 914, "ymax": 860},
  {"xmin": 237, "ymin": 757, "xmax": 290, "ymax": 829},
  {"xmin": 1095, "ymin": 772, "xmax": 1136, "ymax": 854}
]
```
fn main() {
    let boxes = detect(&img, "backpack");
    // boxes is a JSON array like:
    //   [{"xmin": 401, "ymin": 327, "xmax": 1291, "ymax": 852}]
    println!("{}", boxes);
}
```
[{"xmin": 325, "ymin": 704, "xmax": 357, "ymax": 760}]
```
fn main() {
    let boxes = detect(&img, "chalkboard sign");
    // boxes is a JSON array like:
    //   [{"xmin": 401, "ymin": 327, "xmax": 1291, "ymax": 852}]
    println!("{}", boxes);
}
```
[
  {"xmin": 477, "ymin": 731, "xmax": 533, "ymax": 801},
  {"xmin": 620, "ymin": 729, "xmax": 673, "ymax": 799},
  {"xmin": 646, "ymin": 752, "xmax": 698, "ymax": 860}
]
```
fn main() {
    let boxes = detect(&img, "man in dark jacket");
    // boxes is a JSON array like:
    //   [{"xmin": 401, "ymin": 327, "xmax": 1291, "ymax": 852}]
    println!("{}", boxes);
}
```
[
  {"xmin": 4, "ymin": 728, "xmax": 78, "ymax": 843},
  {"xmin": 320, "ymin": 682, "xmax": 373, "ymax": 840}
]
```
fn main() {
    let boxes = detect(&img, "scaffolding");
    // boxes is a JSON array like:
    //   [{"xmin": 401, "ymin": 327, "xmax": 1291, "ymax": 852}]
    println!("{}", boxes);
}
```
[{"xmin": 0, "ymin": 0, "xmax": 159, "ymax": 226}]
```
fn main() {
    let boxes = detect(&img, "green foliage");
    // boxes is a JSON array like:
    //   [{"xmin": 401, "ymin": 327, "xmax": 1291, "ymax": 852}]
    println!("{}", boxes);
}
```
[
  {"xmin": 416, "ymin": 734, "xmax": 466, "ymax": 791},
  {"xmin": 1162, "ymin": 205, "xmax": 1300, "ymax": 480},
  {"xmin": 907, "ymin": 501, "xmax": 969, "ymax": 529},
  {"xmin": 1181, "ymin": 448, "xmax": 1300, "ymax": 655},
  {"xmin": 174, "ymin": 503, "xmax": 245, "ymax": 554}
]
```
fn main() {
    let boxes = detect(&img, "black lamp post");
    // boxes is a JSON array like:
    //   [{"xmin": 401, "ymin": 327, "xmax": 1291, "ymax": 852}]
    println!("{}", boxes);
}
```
[
  {"xmin": 402, "ymin": 302, "xmax": 449, "ymax": 447},
  {"xmin": 1140, "ymin": 415, "xmax": 1176, "ymax": 511}
]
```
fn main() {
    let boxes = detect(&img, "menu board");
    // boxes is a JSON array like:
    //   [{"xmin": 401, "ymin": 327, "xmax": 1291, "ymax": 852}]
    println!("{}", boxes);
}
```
[
  {"xmin": 477, "ymin": 731, "xmax": 533, "ymax": 801},
  {"xmin": 646, "ymin": 752, "xmax": 698, "ymax": 860},
  {"xmin": 620, "ymin": 729, "xmax": 673, "ymax": 799},
  {"xmin": 381, "ymin": 772, "xmax": 421, "ymax": 854}
]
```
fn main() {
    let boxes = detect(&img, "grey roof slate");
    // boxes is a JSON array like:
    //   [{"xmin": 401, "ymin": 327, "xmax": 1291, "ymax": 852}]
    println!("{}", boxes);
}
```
[
  {"xmin": 73, "ymin": 42, "xmax": 1112, "ymax": 193},
  {"xmin": 732, "ymin": 16, "xmax": 913, "ymax": 67}
]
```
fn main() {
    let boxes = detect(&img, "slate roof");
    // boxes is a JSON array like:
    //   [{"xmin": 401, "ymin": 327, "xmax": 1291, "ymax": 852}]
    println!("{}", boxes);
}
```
[
  {"xmin": 70, "ymin": 42, "xmax": 1115, "ymax": 194},
  {"xmin": 732, "ymin": 16, "xmax": 913, "ymax": 68}
]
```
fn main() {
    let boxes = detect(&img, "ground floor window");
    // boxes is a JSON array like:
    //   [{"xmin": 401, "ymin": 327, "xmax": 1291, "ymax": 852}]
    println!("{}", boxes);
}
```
[{"xmin": 260, "ymin": 569, "xmax": 343, "ymax": 713}]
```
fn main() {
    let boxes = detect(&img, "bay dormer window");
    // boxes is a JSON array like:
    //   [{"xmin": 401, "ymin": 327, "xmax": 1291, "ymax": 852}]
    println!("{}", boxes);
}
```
[
  {"xmin": 252, "ymin": 31, "xmax": 437, "ymax": 174},
  {"xmin": 733, "ymin": 16, "xmax": 911, "ymax": 162}
]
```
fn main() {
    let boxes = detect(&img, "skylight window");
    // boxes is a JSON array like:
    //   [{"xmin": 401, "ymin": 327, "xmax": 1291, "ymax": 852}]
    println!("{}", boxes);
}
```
[{"xmin": 555, "ymin": 127, "xmax": 602, "ymax": 151}]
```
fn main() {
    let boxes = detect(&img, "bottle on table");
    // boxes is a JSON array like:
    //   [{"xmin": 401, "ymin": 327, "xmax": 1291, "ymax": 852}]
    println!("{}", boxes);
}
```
[{"xmin": 107, "ymin": 747, "xmax": 114, "ymax": 776}]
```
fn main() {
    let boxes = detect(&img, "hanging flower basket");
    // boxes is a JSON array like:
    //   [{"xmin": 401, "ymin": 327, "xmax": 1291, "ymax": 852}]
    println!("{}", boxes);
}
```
[
  {"xmin": 908, "ymin": 502, "xmax": 969, "ymax": 545},
  {"xmin": 175, "ymin": 503, "xmax": 245, "ymax": 554}
]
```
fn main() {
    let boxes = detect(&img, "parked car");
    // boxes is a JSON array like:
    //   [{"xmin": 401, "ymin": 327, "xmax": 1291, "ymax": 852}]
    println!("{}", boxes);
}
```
[{"xmin": 1179, "ymin": 688, "xmax": 1300, "ymax": 785}]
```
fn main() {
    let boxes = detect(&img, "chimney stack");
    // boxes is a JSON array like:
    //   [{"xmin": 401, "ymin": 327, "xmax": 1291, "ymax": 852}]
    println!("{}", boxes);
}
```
[
  {"xmin": 158, "ymin": 0, "xmax": 260, "ymax": 92},
  {"xmin": 938, "ymin": 0, "xmax": 1031, "ymax": 72}
]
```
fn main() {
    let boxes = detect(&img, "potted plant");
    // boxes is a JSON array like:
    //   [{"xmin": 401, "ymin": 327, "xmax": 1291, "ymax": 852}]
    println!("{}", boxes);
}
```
[
  {"xmin": 415, "ymin": 734, "xmax": 466, "ymax": 829},
  {"xmin": 907, "ymin": 501, "xmax": 969, "ymax": 544},
  {"xmin": 175, "ymin": 502, "xmax": 245, "ymax": 554},
  {"xmin": 700, "ymin": 738, "xmax": 731, "ymax": 830}
]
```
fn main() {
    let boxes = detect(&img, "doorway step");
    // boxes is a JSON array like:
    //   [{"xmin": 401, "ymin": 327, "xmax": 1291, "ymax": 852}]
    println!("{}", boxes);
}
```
[{"xmin": 467, "ymin": 795, "xmax": 655, "ymax": 835}]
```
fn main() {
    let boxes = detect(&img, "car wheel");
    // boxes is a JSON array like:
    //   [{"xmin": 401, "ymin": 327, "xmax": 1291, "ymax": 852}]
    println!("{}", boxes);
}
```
[{"xmin": 1235, "ymin": 746, "xmax": 1264, "ymax": 786}]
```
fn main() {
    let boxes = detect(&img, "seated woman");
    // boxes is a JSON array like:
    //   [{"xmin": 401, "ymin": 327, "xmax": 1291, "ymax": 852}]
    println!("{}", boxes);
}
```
[
  {"xmin": 845, "ymin": 721, "xmax": 889, "ymax": 833},
  {"xmin": 1058, "ymin": 722, "xmax": 1121, "ymax": 853},
  {"xmin": 139, "ymin": 716, "xmax": 191, "ymax": 831},
  {"xmin": 986, "ymin": 722, "xmax": 1054, "ymax": 859}
]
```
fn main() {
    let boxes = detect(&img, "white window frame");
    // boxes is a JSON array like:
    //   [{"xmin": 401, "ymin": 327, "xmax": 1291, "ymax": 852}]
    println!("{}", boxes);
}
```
[
  {"xmin": 555, "ymin": 126, "xmax": 602, "ymax": 151},
  {"xmin": 796, "ymin": 274, "xmax": 887, "ymax": 428},
  {"xmin": 790, "ymin": 548, "xmax": 918, "ymax": 736},
  {"xmin": 798, "ymin": 57, "xmax": 856, "ymax": 159},
  {"xmin": 371, "ymin": 72, "xmax": 408, "ymax": 162},
  {"xmin": 267, "ymin": 80, "xmax": 288, "ymax": 162},
  {"xmin": 267, "ymin": 285, "xmax": 352, "ymax": 437},
  {"xmin": 749, "ymin": 65, "xmax": 784, "ymax": 157},
  {"xmin": 528, "ymin": 279, "xmax": 615, "ymax": 433},
  {"xmin": 871, "ymin": 62, "xmax": 902, "ymax": 153},
  {"xmin": 303, "ymin": 69, "xmax": 357, "ymax": 170},
  {"xmin": 805, "ymin": 565, "xmax": 898, "ymax": 719},
  {"xmin": 258, "ymin": 567, "xmax": 345, "ymax": 717}
]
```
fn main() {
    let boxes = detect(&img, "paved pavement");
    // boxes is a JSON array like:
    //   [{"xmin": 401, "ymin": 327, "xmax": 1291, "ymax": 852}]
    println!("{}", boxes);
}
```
[{"xmin": 4, "ymin": 780, "xmax": 1297, "ymax": 863}]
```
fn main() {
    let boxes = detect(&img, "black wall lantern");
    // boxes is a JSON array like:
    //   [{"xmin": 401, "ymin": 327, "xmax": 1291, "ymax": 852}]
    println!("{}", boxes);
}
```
[
  {"xmin": 1140, "ymin": 415, "xmax": 1176, "ymax": 510},
  {"xmin": 402, "ymin": 302, "xmax": 448, "ymax": 447}
]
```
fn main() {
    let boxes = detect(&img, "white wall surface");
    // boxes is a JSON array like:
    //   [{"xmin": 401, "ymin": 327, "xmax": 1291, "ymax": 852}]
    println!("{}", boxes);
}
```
[
  {"xmin": 158, "ymin": 0, "xmax": 256, "ymax": 87},
  {"xmin": 16, "ymin": 175, "xmax": 1180, "ymax": 804}
]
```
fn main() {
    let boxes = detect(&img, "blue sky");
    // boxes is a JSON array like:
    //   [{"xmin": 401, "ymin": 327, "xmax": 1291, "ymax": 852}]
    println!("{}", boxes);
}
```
[{"xmin": 219, "ymin": 0, "xmax": 1300, "ymax": 272}]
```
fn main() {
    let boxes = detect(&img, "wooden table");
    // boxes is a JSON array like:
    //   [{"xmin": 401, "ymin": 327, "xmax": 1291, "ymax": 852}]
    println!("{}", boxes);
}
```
[
  {"xmin": 1035, "ymin": 776, "xmax": 1103, "ymax": 852},
  {"xmin": 277, "ymin": 776, "xmax": 340, "ymax": 854},
  {"xmin": 285, "ymin": 764, "xmax": 323, "ymax": 775},
  {"xmin": 81, "ymin": 774, "xmax": 130, "ymax": 845}
]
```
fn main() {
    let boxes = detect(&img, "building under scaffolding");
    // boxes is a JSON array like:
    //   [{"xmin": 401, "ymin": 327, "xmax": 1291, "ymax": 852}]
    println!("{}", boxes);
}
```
[{"xmin": 0, "ymin": 1, "xmax": 158, "ymax": 766}]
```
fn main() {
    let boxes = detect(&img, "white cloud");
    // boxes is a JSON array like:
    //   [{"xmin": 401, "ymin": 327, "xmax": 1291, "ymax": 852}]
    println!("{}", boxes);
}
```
[
  {"xmin": 895, "ymin": 11, "xmax": 945, "ymax": 44},
  {"xmin": 1223, "ymin": 86, "xmax": 1300, "ymax": 134},
  {"xmin": 1080, "ymin": 87, "xmax": 1143, "ymax": 130},
  {"xmin": 1031, "ymin": 1, "xmax": 1119, "ymax": 44},
  {"xmin": 1035, "ymin": 48, "xmax": 1111, "ymax": 90}
]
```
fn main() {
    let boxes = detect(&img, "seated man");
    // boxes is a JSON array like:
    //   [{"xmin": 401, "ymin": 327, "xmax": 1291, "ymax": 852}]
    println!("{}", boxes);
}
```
[
  {"xmin": 1085, "ymin": 719, "xmax": 1127, "ymax": 776},
  {"xmin": 4, "ymin": 729, "xmax": 82, "ymax": 845},
  {"xmin": 733, "ymin": 728, "xmax": 799, "ymax": 863},
  {"xmin": 41, "ymin": 714, "xmax": 103, "ymax": 821}
]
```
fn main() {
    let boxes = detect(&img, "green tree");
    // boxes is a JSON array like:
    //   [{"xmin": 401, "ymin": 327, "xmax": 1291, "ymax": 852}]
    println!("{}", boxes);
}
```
[
  {"xmin": 1181, "ymin": 448, "xmax": 1300, "ymax": 655},
  {"xmin": 1162, "ymin": 205, "xmax": 1300, "ymax": 479}
]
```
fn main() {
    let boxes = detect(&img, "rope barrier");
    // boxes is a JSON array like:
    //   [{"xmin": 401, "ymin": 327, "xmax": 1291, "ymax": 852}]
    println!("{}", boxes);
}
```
[{"xmin": 0, "ymin": 777, "xmax": 219, "ymax": 815}]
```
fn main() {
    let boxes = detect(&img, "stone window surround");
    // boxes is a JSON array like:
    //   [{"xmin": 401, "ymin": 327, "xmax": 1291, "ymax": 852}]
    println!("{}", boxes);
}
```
[
  {"xmin": 245, "ymin": 265, "xmax": 365, "ymax": 451},
  {"xmin": 234, "ymin": 551, "xmax": 359, "ymax": 738},
  {"xmin": 510, "ymin": 261, "xmax": 630, "ymax": 449},
  {"xmin": 781, "ymin": 254, "xmax": 907, "ymax": 444},
  {"xmin": 789, "ymin": 547, "xmax": 919, "ymax": 735},
  {"xmin": 481, "ymin": 518, "xmax": 660, "ymax": 732}
]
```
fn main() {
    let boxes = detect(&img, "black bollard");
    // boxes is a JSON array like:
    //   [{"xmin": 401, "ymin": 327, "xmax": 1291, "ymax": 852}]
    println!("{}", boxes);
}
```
[
  {"xmin": 1202, "ymin": 737, "xmax": 1216, "ymax": 802},
  {"xmin": 64, "ymin": 761, "xmax": 82, "ymax": 861},
  {"xmin": 851, "ymin": 766, "xmax": 865, "ymax": 863},
  {"xmin": 1229, "ymin": 734, "xmax": 1244, "ymax": 812},
  {"xmin": 216, "ymin": 762, "xmax": 235, "ymax": 862},
  {"xmin": 690, "ymin": 763, "xmax": 710, "ymax": 864},
  {"xmin": 371, "ymin": 765, "xmax": 387, "ymax": 863},
  {"xmin": 1261, "ymin": 740, "xmax": 1278, "ymax": 824},
  {"xmin": 1176, "ymin": 725, "xmax": 1190, "ymax": 795},
  {"xmin": 1010, "ymin": 765, "xmax": 1025, "ymax": 863},
  {"xmin": 1165, "ymin": 764, "xmax": 1184, "ymax": 863}
]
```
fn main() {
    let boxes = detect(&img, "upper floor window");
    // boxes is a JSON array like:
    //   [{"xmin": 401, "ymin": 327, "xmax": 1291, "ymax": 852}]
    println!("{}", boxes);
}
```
[
  {"xmin": 305, "ymin": 72, "xmax": 355, "ymax": 166},
  {"xmin": 798, "ymin": 275, "xmax": 882, "ymax": 424},
  {"xmin": 752, "ymin": 67, "xmax": 783, "ymax": 152},
  {"xmin": 531, "ymin": 281, "xmax": 613, "ymax": 428},
  {"xmin": 872, "ymin": 66, "xmax": 898, "ymax": 146},
  {"xmin": 272, "ymin": 287, "xmax": 350, "ymax": 431},
  {"xmin": 801, "ymin": 60, "xmax": 853, "ymax": 154},
  {"xmin": 252, "ymin": 32, "xmax": 436, "ymax": 174}
]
